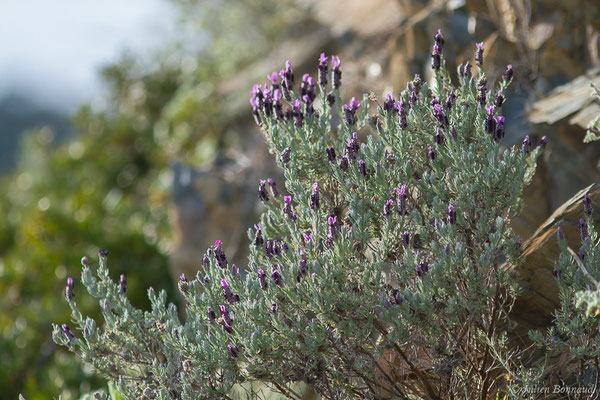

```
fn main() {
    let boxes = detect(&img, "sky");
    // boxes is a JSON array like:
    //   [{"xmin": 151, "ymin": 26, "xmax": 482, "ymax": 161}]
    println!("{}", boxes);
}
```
[{"xmin": 0, "ymin": 0, "xmax": 178, "ymax": 113}]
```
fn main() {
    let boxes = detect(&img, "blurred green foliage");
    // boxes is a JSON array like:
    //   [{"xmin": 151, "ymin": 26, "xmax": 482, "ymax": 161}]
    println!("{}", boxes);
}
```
[{"xmin": 0, "ymin": 1, "xmax": 300, "ymax": 399}]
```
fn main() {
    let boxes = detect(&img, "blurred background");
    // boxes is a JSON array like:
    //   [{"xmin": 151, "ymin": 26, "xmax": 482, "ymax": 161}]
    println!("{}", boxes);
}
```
[{"xmin": 1, "ymin": 0, "xmax": 599, "ymax": 399}]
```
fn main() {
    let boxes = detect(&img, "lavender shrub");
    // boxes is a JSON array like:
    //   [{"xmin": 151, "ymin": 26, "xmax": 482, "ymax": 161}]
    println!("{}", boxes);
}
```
[{"xmin": 51, "ymin": 30, "xmax": 584, "ymax": 399}]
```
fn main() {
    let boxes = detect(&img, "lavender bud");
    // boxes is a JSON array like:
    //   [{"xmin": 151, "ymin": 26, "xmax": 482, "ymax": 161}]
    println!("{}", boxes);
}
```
[
  {"xmin": 332, "ymin": 56, "xmax": 342, "ymax": 88},
  {"xmin": 383, "ymin": 93, "xmax": 395, "ymax": 112},
  {"xmin": 445, "ymin": 90, "xmax": 455, "ymax": 110},
  {"xmin": 318, "ymin": 53, "xmax": 328, "ymax": 86},
  {"xmin": 382, "ymin": 293, "xmax": 391, "ymax": 310},
  {"xmin": 397, "ymin": 185, "xmax": 407, "ymax": 216},
  {"xmin": 81, "ymin": 256, "xmax": 89, "ymax": 267},
  {"xmin": 578, "ymin": 247, "xmax": 585, "ymax": 262},
  {"xmin": 536, "ymin": 136, "xmax": 547, "ymax": 149},
  {"xmin": 223, "ymin": 324, "xmax": 233, "ymax": 334},
  {"xmin": 258, "ymin": 180, "xmax": 269, "ymax": 202},
  {"xmin": 401, "ymin": 231, "xmax": 410, "ymax": 248},
  {"xmin": 99, "ymin": 250, "xmax": 108, "ymax": 257},
  {"xmin": 358, "ymin": 160, "xmax": 367, "ymax": 176},
  {"xmin": 464, "ymin": 61, "xmax": 472, "ymax": 78},
  {"xmin": 522, "ymin": 136, "xmax": 531, "ymax": 155},
  {"xmin": 339, "ymin": 156, "xmax": 349, "ymax": 171},
  {"xmin": 65, "ymin": 277, "xmax": 74, "ymax": 300},
  {"xmin": 434, "ymin": 130, "xmax": 444, "ymax": 145},
  {"xmin": 267, "ymin": 178, "xmax": 279, "ymax": 197},
  {"xmin": 494, "ymin": 116, "xmax": 505, "ymax": 142},
  {"xmin": 494, "ymin": 90, "xmax": 504, "ymax": 107},
  {"xmin": 584, "ymin": 193, "xmax": 592, "ymax": 216},
  {"xmin": 428, "ymin": 146, "xmax": 436, "ymax": 161},
  {"xmin": 221, "ymin": 279, "xmax": 238, "ymax": 304},
  {"xmin": 272, "ymin": 240, "xmax": 281, "ymax": 257},
  {"xmin": 431, "ymin": 45, "xmax": 441, "ymax": 71},
  {"xmin": 310, "ymin": 182, "xmax": 320, "ymax": 211},
  {"xmin": 297, "ymin": 259, "xmax": 308, "ymax": 281},
  {"xmin": 394, "ymin": 292, "xmax": 403, "ymax": 306},
  {"xmin": 227, "ymin": 344, "xmax": 239, "ymax": 358},
  {"xmin": 444, "ymin": 243, "xmax": 451, "ymax": 256},
  {"xmin": 475, "ymin": 42, "xmax": 484, "ymax": 67},
  {"xmin": 178, "ymin": 274, "xmax": 189, "ymax": 294},
  {"xmin": 265, "ymin": 240, "xmax": 273, "ymax": 259},
  {"xmin": 271, "ymin": 264, "xmax": 283, "ymax": 287},
  {"xmin": 62, "ymin": 324, "xmax": 75, "ymax": 341},
  {"xmin": 447, "ymin": 204, "xmax": 457, "ymax": 225},
  {"xmin": 504, "ymin": 64, "xmax": 513, "ymax": 82},
  {"xmin": 477, "ymin": 85, "xmax": 486, "ymax": 106},
  {"xmin": 254, "ymin": 224, "xmax": 264, "ymax": 249},
  {"xmin": 326, "ymin": 147, "xmax": 336, "ymax": 163},
  {"xmin": 326, "ymin": 92, "xmax": 335, "ymax": 106},
  {"xmin": 451, "ymin": 126, "xmax": 458, "ymax": 139},
  {"xmin": 552, "ymin": 262, "xmax": 561, "ymax": 279},
  {"xmin": 434, "ymin": 218, "xmax": 441, "ymax": 231},
  {"xmin": 280, "ymin": 147, "xmax": 291, "ymax": 167},
  {"xmin": 119, "ymin": 274, "xmax": 127, "ymax": 294},
  {"xmin": 214, "ymin": 240, "xmax": 228, "ymax": 268},
  {"xmin": 434, "ymin": 29, "xmax": 444, "ymax": 51},
  {"xmin": 258, "ymin": 269, "xmax": 268, "ymax": 291},
  {"xmin": 383, "ymin": 199, "xmax": 394, "ymax": 217},
  {"xmin": 580, "ymin": 218, "xmax": 588, "ymax": 241},
  {"xmin": 416, "ymin": 258, "xmax": 428, "ymax": 278},
  {"xmin": 220, "ymin": 305, "xmax": 233, "ymax": 326},
  {"xmin": 410, "ymin": 91, "xmax": 418, "ymax": 106},
  {"xmin": 343, "ymin": 97, "xmax": 360, "ymax": 125},
  {"xmin": 284, "ymin": 60, "xmax": 294, "ymax": 89}
]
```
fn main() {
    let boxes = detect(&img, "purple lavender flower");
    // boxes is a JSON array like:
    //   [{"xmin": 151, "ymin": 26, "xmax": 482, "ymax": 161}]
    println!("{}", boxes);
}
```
[
  {"xmin": 332, "ymin": 56, "xmax": 342, "ymax": 88},
  {"xmin": 398, "ymin": 102, "xmax": 408, "ymax": 130},
  {"xmin": 445, "ymin": 90, "xmax": 455, "ymax": 110},
  {"xmin": 284, "ymin": 60, "xmax": 294, "ymax": 89},
  {"xmin": 495, "ymin": 90, "xmax": 504, "ymax": 107},
  {"xmin": 447, "ymin": 204, "xmax": 457, "ymax": 225},
  {"xmin": 65, "ymin": 277, "xmax": 74, "ymax": 300},
  {"xmin": 504, "ymin": 64, "xmax": 513, "ymax": 82},
  {"xmin": 231, "ymin": 264, "xmax": 238, "ymax": 276},
  {"xmin": 258, "ymin": 180, "xmax": 269, "ymax": 202},
  {"xmin": 267, "ymin": 72, "xmax": 278, "ymax": 86},
  {"xmin": 297, "ymin": 258, "xmax": 308, "ymax": 281},
  {"xmin": 227, "ymin": 344, "xmax": 239, "ymax": 358},
  {"xmin": 343, "ymin": 97, "xmax": 360, "ymax": 125},
  {"xmin": 397, "ymin": 185, "xmax": 407, "ymax": 216},
  {"xmin": 326, "ymin": 92, "xmax": 335, "ymax": 106},
  {"xmin": 428, "ymin": 146, "xmax": 436, "ymax": 161},
  {"xmin": 382, "ymin": 293, "xmax": 392, "ymax": 310},
  {"xmin": 310, "ymin": 182, "xmax": 320, "ymax": 211},
  {"xmin": 119, "ymin": 274, "xmax": 127, "ymax": 294},
  {"xmin": 434, "ymin": 130, "xmax": 444, "ymax": 145},
  {"xmin": 283, "ymin": 196, "xmax": 297, "ymax": 221},
  {"xmin": 464, "ymin": 61, "xmax": 472, "ymax": 78},
  {"xmin": 339, "ymin": 156, "xmax": 349, "ymax": 172},
  {"xmin": 431, "ymin": 45, "xmax": 441, "ymax": 71},
  {"xmin": 202, "ymin": 253, "xmax": 209, "ymax": 268},
  {"xmin": 220, "ymin": 305, "xmax": 233, "ymax": 326},
  {"xmin": 221, "ymin": 279, "xmax": 239, "ymax": 304},
  {"xmin": 223, "ymin": 324, "xmax": 233, "ymax": 334},
  {"xmin": 318, "ymin": 52, "xmax": 328, "ymax": 86},
  {"xmin": 485, "ymin": 106, "xmax": 496, "ymax": 134},
  {"xmin": 536, "ymin": 136, "xmax": 547, "ymax": 149},
  {"xmin": 494, "ymin": 116, "xmax": 505, "ymax": 142},
  {"xmin": 271, "ymin": 264, "xmax": 283, "ymax": 287},
  {"xmin": 265, "ymin": 240, "xmax": 274, "ymax": 259},
  {"xmin": 584, "ymin": 193, "xmax": 592, "ymax": 216},
  {"xmin": 383, "ymin": 93, "xmax": 395, "ymax": 112},
  {"xmin": 552, "ymin": 262, "xmax": 561, "ymax": 279},
  {"xmin": 477, "ymin": 85, "xmax": 486, "ymax": 106},
  {"xmin": 326, "ymin": 147, "xmax": 336, "ymax": 163},
  {"xmin": 254, "ymin": 224, "xmax": 264, "ymax": 249},
  {"xmin": 62, "ymin": 324, "xmax": 75, "ymax": 341},
  {"xmin": 267, "ymin": 178, "xmax": 279, "ymax": 197},
  {"xmin": 522, "ymin": 136, "xmax": 531, "ymax": 155},
  {"xmin": 272, "ymin": 240, "xmax": 281, "ymax": 257},
  {"xmin": 475, "ymin": 42, "xmax": 484, "ymax": 67},
  {"xmin": 280, "ymin": 147, "xmax": 291, "ymax": 167},
  {"xmin": 401, "ymin": 231, "xmax": 410, "ymax": 248},
  {"xmin": 258, "ymin": 269, "xmax": 268, "ymax": 291},
  {"xmin": 99, "ymin": 250, "xmax": 109, "ymax": 257},
  {"xmin": 214, "ymin": 240, "xmax": 228, "ymax": 268},
  {"xmin": 383, "ymin": 199, "xmax": 394, "ymax": 217},
  {"xmin": 328, "ymin": 216, "xmax": 339, "ymax": 238},
  {"xmin": 81, "ymin": 256, "xmax": 89, "ymax": 267},
  {"xmin": 180, "ymin": 273, "xmax": 187, "ymax": 282},
  {"xmin": 580, "ymin": 218, "xmax": 588, "ymax": 241},
  {"xmin": 358, "ymin": 159, "xmax": 367, "ymax": 176},
  {"xmin": 434, "ymin": 29, "xmax": 444, "ymax": 51},
  {"xmin": 416, "ymin": 257, "xmax": 429, "ymax": 278}
]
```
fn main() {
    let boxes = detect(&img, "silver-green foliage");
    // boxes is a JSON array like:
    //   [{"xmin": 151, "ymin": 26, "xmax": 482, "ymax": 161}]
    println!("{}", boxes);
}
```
[{"xmin": 54, "ymin": 33, "xmax": 546, "ymax": 399}]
